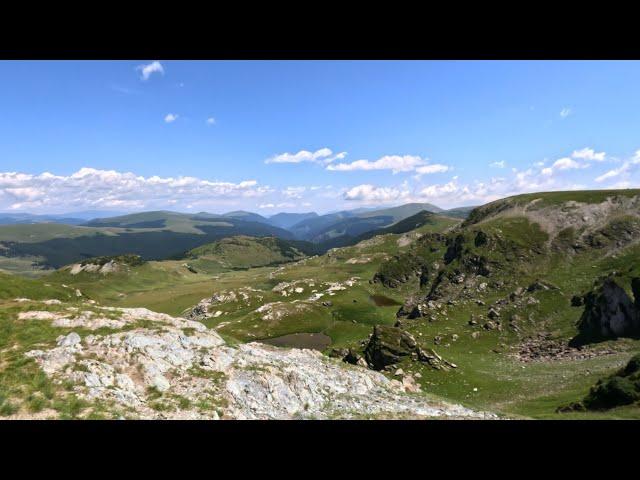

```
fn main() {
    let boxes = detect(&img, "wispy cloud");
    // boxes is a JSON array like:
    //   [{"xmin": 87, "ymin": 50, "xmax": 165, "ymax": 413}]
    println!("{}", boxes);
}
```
[
  {"xmin": 136, "ymin": 61, "xmax": 165, "ymax": 81},
  {"xmin": 206, "ymin": 117, "xmax": 216, "ymax": 125},
  {"xmin": 265, "ymin": 148, "xmax": 346, "ymax": 165},
  {"xmin": 329, "ymin": 155, "xmax": 423, "ymax": 173},
  {"xmin": 490, "ymin": 160, "xmax": 506, "ymax": 168},
  {"xmin": 560, "ymin": 107, "xmax": 572, "ymax": 118},
  {"xmin": 328, "ymin": 154, "xmax": 451, "ymax": 176},
  {"xmin": 595, "ymin": 149, "xmax": 640, "ymax": 183},
  {"xmin": 164, "ymin": 113, "xmax": 179, "ymax": 123}
]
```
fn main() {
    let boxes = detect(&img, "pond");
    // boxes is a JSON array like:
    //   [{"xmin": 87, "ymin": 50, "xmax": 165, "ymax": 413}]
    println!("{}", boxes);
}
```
[
  {"xmin": 369, "ymin": 294, "xmax": 402, "ymax": 307},
  {"xmin": 260, "ymin": 332, "xmax": 332, "ymax": 351}
]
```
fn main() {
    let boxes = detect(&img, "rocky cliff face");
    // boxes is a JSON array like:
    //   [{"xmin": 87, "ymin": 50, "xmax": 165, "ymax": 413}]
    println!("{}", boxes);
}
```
[
  {"xmin": 22, "ymin": 302, "xmax": 494, "ymax": 419},
  {"xmin": 575, "ymin": 277, "xmax": 640, "ymax": 343}
]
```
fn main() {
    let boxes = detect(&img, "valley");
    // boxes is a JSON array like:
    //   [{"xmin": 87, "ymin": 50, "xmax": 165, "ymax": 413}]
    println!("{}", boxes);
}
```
[{"xmin": 1, "ymin": 191, "xmax": 640, "ymax": 419}]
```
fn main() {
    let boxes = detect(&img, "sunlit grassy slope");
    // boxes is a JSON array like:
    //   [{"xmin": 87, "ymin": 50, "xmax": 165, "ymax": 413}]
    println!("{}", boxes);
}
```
[{"xmin": 2, "ymin": 190, "xmax": 640, "ymax": 419}]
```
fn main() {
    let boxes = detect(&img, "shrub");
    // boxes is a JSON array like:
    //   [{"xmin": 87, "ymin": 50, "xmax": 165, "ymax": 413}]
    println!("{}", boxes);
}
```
[
  {"xmin": 584, "ymin": 376, "xmax": 639, "ymax": 410},
  {"xmin": 623, "ymin": 353, "xmax": 640, "ymax": 376}
]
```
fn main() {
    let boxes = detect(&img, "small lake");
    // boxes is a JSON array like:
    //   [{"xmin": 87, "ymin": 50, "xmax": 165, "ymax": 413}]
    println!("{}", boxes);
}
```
[
  {"xmin": 369, "ymin": 294, "xmax": 402, "ymax": 307},
  {"xmin": 260, "ymin": 332, "xmax": 332, "ymax": 350}
]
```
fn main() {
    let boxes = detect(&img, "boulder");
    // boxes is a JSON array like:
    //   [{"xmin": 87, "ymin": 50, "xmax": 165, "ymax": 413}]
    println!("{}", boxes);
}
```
[
  {"xmin": 364, "ymin": 325, "xmax": 417, "ymax": 370},
  {"xmin": 57, "ymin": 332, "xmax": 82, "ymax": 348},
  {"xmin": 576, "ymin": 277, "xmax": 640, "ymax": 342}
]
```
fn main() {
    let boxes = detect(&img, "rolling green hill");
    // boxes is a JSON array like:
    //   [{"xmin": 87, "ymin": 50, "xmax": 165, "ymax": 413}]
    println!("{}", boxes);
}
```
[
  {"xmin": 289, "ymin": 203, "xmax": 448, "ymax": 242},
  {"xmin": 357, "ymin": 202, "xmax": 443, "ymax": 219},
  {"xmin": 267, "ymin": 212, "xmax": 318, "ymax": 229},
  {"xmin": 0, "ymin": 213, "xmax": 294, "ymax": 274},
  {"xmin": 186, "ymin": 235, "xmax": 320, "ymax": 270},
  {"xmin": 5, "ymin": 189, "xmax": 640, "ymax": 419},
  {"xmin": 318, "ymin": 210, "xmax": 460, "ymax": 250}
]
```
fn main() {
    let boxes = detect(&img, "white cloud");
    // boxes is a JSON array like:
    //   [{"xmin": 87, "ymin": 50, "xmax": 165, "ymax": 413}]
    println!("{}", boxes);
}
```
[
  {"xmin": 490, "ymin": 161, "xmax": 506, "ymax": 168},
  {"xmin": 419, "ymin": 179, "xmax": 459, "ymax": 198},
  {"xmin": 329, "ymin": 155, "xmax": 427, "ymax": 174},
  {"xmin": 595, "ymin": 149, "xmax": 640, "ymax": 183},
  {"xmin": 206, "ymin": 117, "xmax": 216, "ymax": 125},
  {"xmin": 343, "ymin": 184, "xmax": 410, "ymax": 203},
  {"xmin": 0, "ymin": 168, "xmax": 270, "ymax": 212},
  {"xmin": 281, "ymin": 186, "xmax": 306, "ymax": 199},
  {"xmin": 265, "ymin": 148, "xmax": 346, "ymax": 165},
  {"xmin": 136, "ymin": 61, "xmax": 164, "ymax": 81},
  {"xmin": 258, "ymin": 203, "xmax": 275, "ymax": 209},
  {"xmin": 595, "ymin": 167, "xmax": 625, "ymax": 183},
  {"xmin": 540, "ymin": 148, "xmax": 606, "ymax": 177},
  {"xmin": 164, "ymin": 113, "xmax": 178, "ymax": 123},
  {"xmin": 560, "ymin": 107, "xmax": 572, "ymax": 118},
  {"xmin": 572, "ymin": 147, "xmax": 606, "ymax": 162},
  {"xmin": 414, "ymin": 164, "xmax": 450, "ymax": 175},
  {"xmin": 542, "ymin": 157, "xmax": 581, "ymax": 175}
]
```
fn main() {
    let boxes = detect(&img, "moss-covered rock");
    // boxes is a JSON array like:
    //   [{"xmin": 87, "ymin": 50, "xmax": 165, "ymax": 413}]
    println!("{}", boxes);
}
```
[{"xmin": 364, "ymin": 325, "xmax": 417, "ymax": 370}]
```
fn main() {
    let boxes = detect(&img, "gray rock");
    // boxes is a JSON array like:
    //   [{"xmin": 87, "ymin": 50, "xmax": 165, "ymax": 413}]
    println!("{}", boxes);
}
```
[
  {"xmin": 576, "ymin": 277, "xmax": 640, "ymax": 342},
  {"xmin": 57, "ymin": 332, "xmax": 81, "ymax": 348}
]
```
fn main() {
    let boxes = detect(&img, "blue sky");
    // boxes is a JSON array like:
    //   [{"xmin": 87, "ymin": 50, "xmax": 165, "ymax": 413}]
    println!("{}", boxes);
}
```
[{"xmin": 1, "ymin": 60, "xmax": 639, "ymax": 214}]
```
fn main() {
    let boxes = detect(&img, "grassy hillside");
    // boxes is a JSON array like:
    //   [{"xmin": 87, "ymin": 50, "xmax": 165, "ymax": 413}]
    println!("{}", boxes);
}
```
[
  {"xmin": 359, "ymin": 189, "xmax": 640, "ymax": 418},
  {"xmin": 289, "ymin": 204, "xmax": 445, "ymax": 243},
  {"xmin": 357, "ymin": 202, "xmax": 443, "ymax": 219},
  {"xmin": 0, "ymin": 214, "xmax": 294, "ymax": 274},
  {"xmin": 464, "ymin": 189, "xmax": 640, "ymax": 226},
  {"xmin": 319, "ymin": 210, "xmax": 459, "ymax": 250},
  {"xmin": 441, "ymin": 206, "xmax": 476, "ymax": 219},
  {"xmin": 5, "ymin": 190, "xmax": 640, "ymax": 419},
  {"xmin": 221, "ymin": 211, "xmax": 269, "ymax": 224},
  {"xmin": 267, "ymin": 212, "xmax": 318, "ymax": 229},
  {"xmin": 186, "ymin": 235, "xmax": 320, "ymax": 271}
]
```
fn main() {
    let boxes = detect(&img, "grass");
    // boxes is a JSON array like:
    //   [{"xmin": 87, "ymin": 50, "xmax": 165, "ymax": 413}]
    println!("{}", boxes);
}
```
[{"xmin": 2, "ymin": 189, "xmax": 640, "ymax": 419}]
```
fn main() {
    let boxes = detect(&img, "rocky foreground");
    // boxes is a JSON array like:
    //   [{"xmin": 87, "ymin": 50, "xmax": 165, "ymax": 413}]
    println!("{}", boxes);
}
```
[{"xmin": 21, "ymin": 302, "xmax": 495, "ymax": 419}]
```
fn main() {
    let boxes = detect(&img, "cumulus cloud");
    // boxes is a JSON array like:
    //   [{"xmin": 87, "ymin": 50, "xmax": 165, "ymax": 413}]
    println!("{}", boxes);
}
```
[
  {"xmin": 560, "ymin": 107, "xmax": 571, "ymax": 118},
  {"xmin": 540, "ymin": 148, "xmax": 606, "ymax": 176},
  {"xmin": 572, "ymin": 147, "xmax": 606, "ymax": 162},
  {"xmin": 206, "ymin": 117, "xmax": 216, "ymax": 125},
  {"xmin": 265, "ymin": 148, "xmax": 346, "ymax": 165},
  {"xmin": 136, "ymin": 61, "xmax": 164, "ymax": 81},
  {"xmin": 541, "ymin": 157, "xmax": 580, "ymax": 175},
  {"xmin": 0, "ymin": 168, "xmax": 270, "ymax": 212},
  {"xmin": 164, "ymin": 113, "xmax": 178, "ymax": 123},
  {"xmin": 343, "ymin": 184, "xmax": 411, "ymax": 203},
  {"xmin": 328, "ymin": 155, "xmax": 426, "ymax": 174}
]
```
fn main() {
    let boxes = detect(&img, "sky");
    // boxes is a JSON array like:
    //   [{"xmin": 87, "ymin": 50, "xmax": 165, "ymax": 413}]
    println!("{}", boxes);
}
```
[{"xmin": 0, "ymin": 60, "xmax": 639, "ymax": 215}]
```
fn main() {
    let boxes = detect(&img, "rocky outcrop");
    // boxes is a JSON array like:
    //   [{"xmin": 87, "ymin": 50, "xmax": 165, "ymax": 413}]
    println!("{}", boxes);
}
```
[
  {"xmin": 23, "ymin": 304, "xmax": 493, "ymax": 420},
  {"xmin": 362, "ymin": 325, "xmax": 457, "ymax": 371},
  {"xmin": 574, "ymin": 277, "xmax": 640, "ymax": 344},
  {"xmin": 364, "ymin": 325, "xmax": 418, "ymax": 370}
]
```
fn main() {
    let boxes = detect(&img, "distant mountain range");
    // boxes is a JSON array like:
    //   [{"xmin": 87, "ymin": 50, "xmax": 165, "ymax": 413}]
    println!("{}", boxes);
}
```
[
  {"xmin": 0, "ymin": 202, "xmax": 474, "ymax": 273},
  {"xmin": 0, "ymin": 210, "xmax": 129, "ymax": 225}
]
